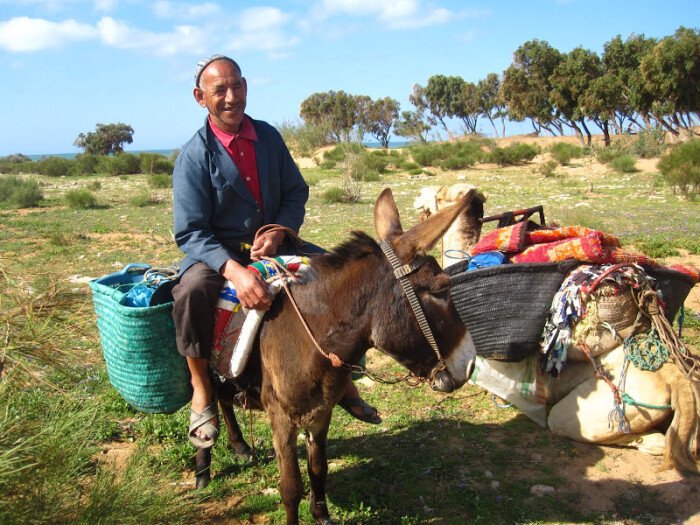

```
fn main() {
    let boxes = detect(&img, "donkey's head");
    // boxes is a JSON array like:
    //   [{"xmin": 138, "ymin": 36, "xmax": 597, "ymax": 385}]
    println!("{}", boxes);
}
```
[{"xmin": 372, "ymin": 188, "xmax": 477, "ymax": 392}]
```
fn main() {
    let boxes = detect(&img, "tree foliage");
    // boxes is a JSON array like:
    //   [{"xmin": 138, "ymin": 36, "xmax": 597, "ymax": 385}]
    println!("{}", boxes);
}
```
[{"xmin": 74, "ymin": 123, "xmax": 134, "ymax": 156}]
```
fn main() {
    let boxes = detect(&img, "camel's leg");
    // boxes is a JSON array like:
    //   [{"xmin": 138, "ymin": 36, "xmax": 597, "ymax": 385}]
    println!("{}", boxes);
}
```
[
  {"xmin": 195, "ymin": 448, "xmax": 211, "ymax": 489},
  {"xmin": 306, "ymin": 424, "xmax": 332, "ymax": 524},
  {"xmin": 218, "ymin": 398, "xmax": 252, "ymax": 461},
  {"xmin": 269, "ymin": 410, "xmax": 303, "ymax": 525}
]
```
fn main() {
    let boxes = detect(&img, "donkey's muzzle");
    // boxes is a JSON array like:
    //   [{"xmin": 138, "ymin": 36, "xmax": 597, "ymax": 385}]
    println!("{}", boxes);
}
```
[{"xmin": 431, "ymin": 370, "xmax": 457, "ymax": 393}]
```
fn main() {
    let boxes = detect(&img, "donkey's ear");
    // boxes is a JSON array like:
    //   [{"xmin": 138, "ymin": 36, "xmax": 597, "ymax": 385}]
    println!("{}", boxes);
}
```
[
  {"xmin": 396, "ymin": 188, "xmax": 477, "ymax": 258},
  {"xmin": 374, "ymin": 188, "xmax": 404, "ymax": 241}
]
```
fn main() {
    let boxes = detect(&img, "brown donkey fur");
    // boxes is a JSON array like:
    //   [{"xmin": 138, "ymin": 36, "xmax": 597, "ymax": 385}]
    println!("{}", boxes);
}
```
[{"xmin": 197, "ymin": 188, "xmax": 478, "ymax": 525}]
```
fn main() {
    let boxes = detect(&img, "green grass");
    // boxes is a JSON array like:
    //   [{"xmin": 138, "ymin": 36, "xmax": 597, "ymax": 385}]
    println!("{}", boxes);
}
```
[{"xmin": 1, "ymin": 151, "xmax": 698, "ymax": 524}]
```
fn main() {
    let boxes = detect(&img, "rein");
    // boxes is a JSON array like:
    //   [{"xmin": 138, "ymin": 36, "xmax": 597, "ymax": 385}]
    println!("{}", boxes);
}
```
[{"xmin": 252, "ymin": 226, "xmax": 444, "ymax": 387}]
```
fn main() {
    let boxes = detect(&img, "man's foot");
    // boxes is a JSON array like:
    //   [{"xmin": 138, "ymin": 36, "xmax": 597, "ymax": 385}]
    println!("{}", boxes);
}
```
[
  {"xmin": 189, "ymin": 405, "xmax": 219, "ymax": 449},
  {"xmin": 338, "ymin": 396, "xmax": 382, "ymax": 424}
]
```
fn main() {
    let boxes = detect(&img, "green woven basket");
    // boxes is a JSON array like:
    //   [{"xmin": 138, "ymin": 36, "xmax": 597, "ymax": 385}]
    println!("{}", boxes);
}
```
[{"xmin": 90, "ymin": 272, "xmax": 191, "ymax": 414}]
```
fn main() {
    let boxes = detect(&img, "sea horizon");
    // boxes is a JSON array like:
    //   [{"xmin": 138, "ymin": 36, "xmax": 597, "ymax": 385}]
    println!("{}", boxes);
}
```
[{"xmin": 19, "ymin": 141, "xmax": 409, "ymax": 161}]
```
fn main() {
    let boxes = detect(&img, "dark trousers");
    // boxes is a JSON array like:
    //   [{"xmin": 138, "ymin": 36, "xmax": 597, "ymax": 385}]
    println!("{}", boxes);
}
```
[{"xmin": 172, "ymin": 241, "xmax": 325, "ymax": 359}]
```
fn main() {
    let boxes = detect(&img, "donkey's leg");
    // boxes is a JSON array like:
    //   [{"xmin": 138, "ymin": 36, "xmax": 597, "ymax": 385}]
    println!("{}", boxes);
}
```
[
  {"xmin": 306, "ymin": 425, "xmax": 333, "ymax": 525},
  {"xmin": 218, "ymin": 398, "xmax": 252, "ymax": 461},
  {"xmin": 270, "ymin": 412, "xmax": 303, "ymax": 525},
  {"xmin": 194, "ymin": 447, "xmax": 211, "ymax": 489}
]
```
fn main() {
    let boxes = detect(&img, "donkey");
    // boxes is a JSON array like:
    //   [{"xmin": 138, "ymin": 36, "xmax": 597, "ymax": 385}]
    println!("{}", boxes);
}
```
[{"xmin": 195, "ymin": 188, "xmax": 478, "ymax": 524}]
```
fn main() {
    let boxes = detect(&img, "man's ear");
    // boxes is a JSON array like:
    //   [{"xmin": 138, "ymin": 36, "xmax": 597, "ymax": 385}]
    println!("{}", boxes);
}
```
[{"xmin": 193, "ymin": 87, "xmax": 206, "ymax": 108}]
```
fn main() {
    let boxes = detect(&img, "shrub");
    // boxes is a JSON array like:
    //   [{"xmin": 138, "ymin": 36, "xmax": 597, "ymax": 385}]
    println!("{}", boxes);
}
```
[
  {"xmin": 0, "ymin": 154, "xmax": 34, "ymax": 174},
  {"xmin": 537, "ymin": 160, "xmax": 559, "ymax": 178},
  {"xmin": 0, "ymin": 176, "xmax": 43, "ymax": 208},
  {"xmin": 65, "ymin": 188, "xmax": 98, "ymax": 209},
  {"xmin": 277, "ymin": 120, "xmax": 333, "ymax": 157},
  {"xmin": 658, "ymin": 139, "xmax": 700, "ymax": 195},
  {"xmin": 323, "ymin": 186, "xmax": 345, "ymax": 203},
  {"xmin": 631, "ymin": 127, "xmax": 666, "ymax": 159},
  {"xmin": 37, "ymin": 156, "xmax": 73, "ymax": 177},
  {"xmin": 409, "ymin": 143, "xmax": 448, "ymax": 167},
  {"xmin": 488, "ymin": 143, "xmax": 540, "ymax": 166},
  {"xmin": 609, "ymin": 155, "xmax": 637, "ymax": 173},
  {"xmin": 86, "ymin": 180, "xmax": 102, "ymax": 191},
  {"xmin": 99, "ymin": 153, "xmax": 141, "ymax": 176},
  {"xmin": 140, "ymin": 153, "xmax": 173, "ymax": 174},
  {"xmin": 549, "ymin": 143, "xmax": 586, "ymax": 165},
  {"xmin": 148, "ymin": 174, "xmax": 172, "ymax": 189},
  {"xmin": 441, "ymin": 155, "xmax": 473, "ymax": 170},
  {"xmin": 343, "ymin": 152, "xmax": 382, "ymax": 182},
  {"xmin": 130, "ymin": 193, "xmax": 158, "ymax": 207},
  {"xmin": 70, "ymin": 154, "xmax": 100, "ymax": 176}
]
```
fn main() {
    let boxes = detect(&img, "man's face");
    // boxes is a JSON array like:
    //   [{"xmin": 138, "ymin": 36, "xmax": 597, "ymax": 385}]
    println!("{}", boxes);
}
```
[{"xmin": 194, "ymin": 60, "xmax": 247, "ymax": 133}]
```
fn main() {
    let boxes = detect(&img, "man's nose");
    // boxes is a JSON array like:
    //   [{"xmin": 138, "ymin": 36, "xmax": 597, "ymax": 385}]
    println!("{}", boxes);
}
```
[{"xmin": 224, "ymin": 88, "xmax": 237, "ymax": 102}]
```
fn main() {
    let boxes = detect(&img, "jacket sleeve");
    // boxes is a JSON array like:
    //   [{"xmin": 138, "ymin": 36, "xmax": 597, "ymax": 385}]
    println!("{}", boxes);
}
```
[
  {"xmin": 172, "ymin": 141, "xmax": 239, "ymax": 272},
  {"xmin": 269, "ymin": 126, "xmax": 308, "ymax": 233}
]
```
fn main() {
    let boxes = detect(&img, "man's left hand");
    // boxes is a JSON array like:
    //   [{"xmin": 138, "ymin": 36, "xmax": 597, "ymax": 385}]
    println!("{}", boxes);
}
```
[{"xmin": 250, "ymin": 230, "xmax": 285, "ymax": 260}]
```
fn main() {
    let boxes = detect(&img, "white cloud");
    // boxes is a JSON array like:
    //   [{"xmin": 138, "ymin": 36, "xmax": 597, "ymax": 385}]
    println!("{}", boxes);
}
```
[
  {"xmin": 0, "ymin": 16, "xmax": 96, "ymax": 51},
  {"xmin": 153, "ymin": 1, "xmax": 220, "ymax": 19},
  {"xmin": 97, "ymin": 16, "xmax": 207, "ymax": 56},
  {"xmin": 225, "ymin": 6, "xmax": 299, "ymax": 54},
  {"xmin": 314, "ymin": 0, "xmax": 454, "ymax": 29}
]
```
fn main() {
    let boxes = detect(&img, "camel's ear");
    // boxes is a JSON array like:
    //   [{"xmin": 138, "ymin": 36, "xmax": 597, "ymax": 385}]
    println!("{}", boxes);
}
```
[
  {"xmin": 396, "ymin": 188, "xmax": 477, "ymax": 259},
  {"xmin": 374, "ymin": 188, "xmax": 404, "ymax": 241}
]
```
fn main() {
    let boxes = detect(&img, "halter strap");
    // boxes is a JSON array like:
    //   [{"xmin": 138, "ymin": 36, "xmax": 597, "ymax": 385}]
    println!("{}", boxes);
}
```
[{"xmin": 379, "ymin": 240, "xmax": 444, "ymax": 364}]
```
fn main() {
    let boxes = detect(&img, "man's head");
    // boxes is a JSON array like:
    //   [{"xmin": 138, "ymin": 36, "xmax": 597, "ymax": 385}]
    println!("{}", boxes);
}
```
[{"xmin": 193, "ymin": 55, "xmax": 247, "ymax": 134}]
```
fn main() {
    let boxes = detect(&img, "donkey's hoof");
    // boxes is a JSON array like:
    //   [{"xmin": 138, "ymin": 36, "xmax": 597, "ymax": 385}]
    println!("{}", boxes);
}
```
[
  {"xmin": 195, "ymin": 473, "xmax": 210, "ymax": 490},
  {"xmin": 232, "ymin": 441, "xmax": 253, "ymax": 461}
]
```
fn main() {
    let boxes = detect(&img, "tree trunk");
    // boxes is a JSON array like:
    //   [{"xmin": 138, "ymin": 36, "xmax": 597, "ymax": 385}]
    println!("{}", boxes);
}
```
[
  {"xmin": 654, "ymin": 113, "xmax": 679, "ymax": 136},
  {"xmin": 579, "ymin": 119, "xmax": 592, "ymax": 147},
  {"xmin": 487, "ymin": 115, "xmax": 498, "ymax": 138}
]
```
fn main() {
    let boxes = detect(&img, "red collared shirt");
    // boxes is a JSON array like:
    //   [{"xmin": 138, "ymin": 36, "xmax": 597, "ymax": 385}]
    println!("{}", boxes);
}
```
[{"xmin": 209, "ymin": 115, "xmax": 263, "ymax": 210}]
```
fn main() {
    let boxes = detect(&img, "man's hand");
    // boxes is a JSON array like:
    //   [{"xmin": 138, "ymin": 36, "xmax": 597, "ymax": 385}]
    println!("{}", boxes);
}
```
[
  {"xmin": 220, "ymin": 259, "xmax": 272, "ymax": 310},
  {"xmin": 250, "ymin": 230, "xmax": 285, "ymax": 260}
]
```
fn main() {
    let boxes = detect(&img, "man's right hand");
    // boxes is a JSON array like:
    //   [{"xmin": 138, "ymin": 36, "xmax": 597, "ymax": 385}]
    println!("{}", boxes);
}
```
[{"xmin": 220, "ymin": 259, "xmax": 272, "ymax": 310}]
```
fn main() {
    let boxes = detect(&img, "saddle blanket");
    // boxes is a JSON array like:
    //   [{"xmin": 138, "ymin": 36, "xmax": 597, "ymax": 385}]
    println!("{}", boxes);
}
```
[{"xmin": 209, "ymin": 256, "xmax": 310, "ymax": 379}]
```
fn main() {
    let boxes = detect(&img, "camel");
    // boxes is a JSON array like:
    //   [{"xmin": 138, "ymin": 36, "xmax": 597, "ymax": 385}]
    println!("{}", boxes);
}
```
[{"xmin": 415, "ymin": 183, "xmax": 700, "ymax": 473}]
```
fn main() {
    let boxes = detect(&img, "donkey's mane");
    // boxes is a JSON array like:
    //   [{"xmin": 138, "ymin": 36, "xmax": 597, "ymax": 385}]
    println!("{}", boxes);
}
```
[{"xmin": 316, "ymin": 231, "xmax": 380, "ymax": 269}]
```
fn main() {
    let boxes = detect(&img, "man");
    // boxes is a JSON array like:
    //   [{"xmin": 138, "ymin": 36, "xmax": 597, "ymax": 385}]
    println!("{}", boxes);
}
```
[{"xmin": 172, "ymin": 55, "xmax": 380, "ymax": 449}]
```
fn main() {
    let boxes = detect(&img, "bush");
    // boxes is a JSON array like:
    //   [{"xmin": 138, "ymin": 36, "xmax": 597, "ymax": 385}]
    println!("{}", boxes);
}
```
[
  {"xmin": 537, "ymin": 160, "xmax": 559, "ymax": 178},
  {"xmin": 70, "ymin": 154, "xmax": 100, "ymax": 176},
  {"xmin": 65, "ymin": 188, "xmax": 98, "ymax": 209},
  {"xmin": 148, "ymin": 174, "xmax": 172, "ymax": 189},
  {"xmin": 37, "ymin": 156, "xmax": 73, "ymax": 177},
  {"xmin": 0, "ymin": 154, "xmax": 34, "ymax": 174},
  {"xmin": 658, "ymin": 139, "xmax": 700, "ymax": 195},
  {"xmin": 631, "ymin": 127, "xmax": 666, "ymax": 159},
  {"xmin": 488, "ymin": 143, "xmax": 540, "ymax": 166},
  {"xmin": 277, "ymin": 120, "xmax": 333, "ymax": 157},
  {"xmin": 86, "ymin": 180, "xmax": 102, "ymax": 191},
  {"xmin": 0, "ymin": 176, "xmax": 43, "ymax": 208},
  {"xmin": 409, "ymin": 140, "xmax": 483, "ymax": 168},
  {"xmin": 323, "ymin": 186, "xmax": 345, "ymax": 203},
  {"xmin": 99, "ymin": 153, "xmax": 141, "ymax": 176},
  {"xmin": 343, "ymin": 152, "xmax": 382, "ymax": 182},
  {"xmin": 610, "ymin": 155, "xmax": 637, "ymax": 173},
  {"xmin": 129, "ymin": 193, "xmax": 158, "ymax": 207},
  {"xmin": 549, "ymin": 143, "xmax": 586, "ymax": 165},
  {"xmin": 139, "ymin": 153, "xmax": 173, "ymax": 174}
]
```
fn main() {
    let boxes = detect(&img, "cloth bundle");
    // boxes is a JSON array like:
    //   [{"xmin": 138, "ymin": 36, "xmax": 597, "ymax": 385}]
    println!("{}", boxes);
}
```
[{"xmin": 209, "ymin": 256, "xmax": 310, "ymax": 379}]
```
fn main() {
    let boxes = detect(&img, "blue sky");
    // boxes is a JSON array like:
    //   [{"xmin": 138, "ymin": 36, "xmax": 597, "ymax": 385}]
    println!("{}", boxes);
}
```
[{"xmin": 0, "ymin": 0, "xmax": 697, "ymax": 156}]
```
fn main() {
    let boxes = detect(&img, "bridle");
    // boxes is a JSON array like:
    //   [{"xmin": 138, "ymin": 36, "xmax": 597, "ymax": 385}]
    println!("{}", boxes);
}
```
[
  {"xmin": 378, "ymin": 240, "xmax": 449, "ymax": 383},
  {"xmin": 256, "ymin": 226, "xmax": 451, "ymax": 387}
]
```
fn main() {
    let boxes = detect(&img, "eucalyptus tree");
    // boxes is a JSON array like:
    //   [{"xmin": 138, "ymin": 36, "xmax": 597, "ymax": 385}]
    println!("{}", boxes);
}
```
[
  {"xmin": 393, "ymin": 109, "xmax": 431, "ymax": 142},
  {"xmin": 357, "ymin": 97, "xmax": 400, "ymax": 148},
  {"xmin": 640, "ymin": 27, "xmax": 700, "ymax": 135},
  {"xmin": 475, "ymin": 73, "xmax": 505, "ymax": 137},
  {"xmin": 74, "ymin": 123, "xmax": 134, "ymax": 155},
  {"xmin": 500, "ymin": 39, "xmax": 564, "ymax": 135},
  {"xmin": 300, "ymin": 90, "xmax": 357, "ymax": 142}
]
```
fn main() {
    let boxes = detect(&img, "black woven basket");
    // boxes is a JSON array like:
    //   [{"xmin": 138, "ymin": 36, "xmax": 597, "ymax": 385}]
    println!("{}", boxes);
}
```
[
  {"xmin": 446, "ymin": 261, "xmax": 579, "ymax": 361},
  {"xmin": 644, "ymin": 266, "xmax": 696, "ymax": 322}
]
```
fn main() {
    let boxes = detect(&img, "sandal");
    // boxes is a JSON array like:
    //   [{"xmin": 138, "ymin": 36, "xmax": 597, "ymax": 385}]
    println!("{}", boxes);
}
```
[
  {"xmin": 189, "ymin": 405, "xmax": 219, "ymax": 449},
  {"xmin": 338, "ymin": 396, "xmax": 382, "ymax": 425}
]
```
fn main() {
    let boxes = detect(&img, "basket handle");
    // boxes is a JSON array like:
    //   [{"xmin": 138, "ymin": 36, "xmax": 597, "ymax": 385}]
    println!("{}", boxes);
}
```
[{"xmin": 119, "ymin": 263, "xmax": 152, "ymax": 275}]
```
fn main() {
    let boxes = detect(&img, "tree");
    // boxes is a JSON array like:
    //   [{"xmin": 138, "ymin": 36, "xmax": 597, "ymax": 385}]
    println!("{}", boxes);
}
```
[
  {"xmin": 300, "ymin": 91, "xmax": 357, "ymax": 142},
  {"xmin": 423, "ymin": 74, "xmax": 469, "ymax": 136},
  {"xmin": 640, "ymin": 27, "xmax": 700, "ymax": 134},
  {"xmin": 475, "ymin": 73, "xmax": 505, "ymax": 137},
  {"xmin": 357, "ymin": 97, "xmax": 400, "ymax": 148},
  {"xmin": 74, "ymin": 123, "xmax": 134, "ymax": 155},
  {"xmin": 549, "ymin": 47, "xmax": 604, "ymax": 145},
  {"xmin": 500, "ymin": 39, "xmax": 563, "ymax": 135},
  {"xmin": 393, "ymin": 109, "xmax": 431, "ymax": 142}
]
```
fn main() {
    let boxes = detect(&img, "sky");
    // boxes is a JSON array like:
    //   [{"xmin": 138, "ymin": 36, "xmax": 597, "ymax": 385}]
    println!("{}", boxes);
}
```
[{"xmin": 0, "ymin": 0, "xmax": 697, "ymax": 156}]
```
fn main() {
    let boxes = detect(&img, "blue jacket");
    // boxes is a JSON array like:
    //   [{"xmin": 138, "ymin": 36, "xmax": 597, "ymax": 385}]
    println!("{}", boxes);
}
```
[{"xmin": 173, "ymin": 117, "xmax": 309, "ymax": 274}]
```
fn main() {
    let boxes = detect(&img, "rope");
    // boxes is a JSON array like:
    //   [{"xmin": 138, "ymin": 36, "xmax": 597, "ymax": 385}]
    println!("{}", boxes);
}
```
[
  {"xmin": 621, "ymin": 392, "xmax": 672, "ymax": 410},
  {"xmin": 624, "ymin": 329, "xmax": 669, "ymax": 371}
]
